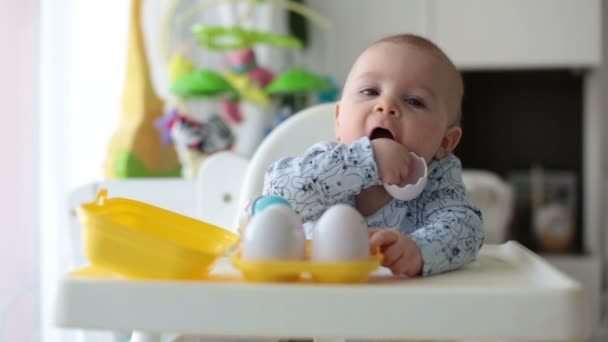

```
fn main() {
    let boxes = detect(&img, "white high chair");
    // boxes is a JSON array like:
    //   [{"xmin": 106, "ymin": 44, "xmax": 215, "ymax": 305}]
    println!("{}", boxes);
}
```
[
  {"xmin": 54, "ymin": 104, "xmax": 591, "ymax": 342},
  {"xmin": 236, "ymin": 103, "xmax": 338, "ymax": 219}
]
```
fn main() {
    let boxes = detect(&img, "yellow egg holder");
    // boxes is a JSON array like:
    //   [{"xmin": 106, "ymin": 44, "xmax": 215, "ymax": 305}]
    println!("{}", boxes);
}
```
[
  {"xmin": 231, "ymin": 243, "xmax": 383, "ymax": 284},
  {"xmin": 77, "ymin": 190, "xmax": 239, "ymax": 280},
  {"xmin": 78, "ymin": 190, "xmax": 382, "ymax": 284}
]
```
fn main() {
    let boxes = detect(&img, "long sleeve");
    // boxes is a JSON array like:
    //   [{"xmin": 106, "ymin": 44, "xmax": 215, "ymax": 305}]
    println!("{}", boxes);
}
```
[
  {"xmin": 262, "ymin": 137, "xmax": 382, "ymax": 222},
  {"xmin": 408, "ymin": 156, "xmax": 485, "ymax": 276}
]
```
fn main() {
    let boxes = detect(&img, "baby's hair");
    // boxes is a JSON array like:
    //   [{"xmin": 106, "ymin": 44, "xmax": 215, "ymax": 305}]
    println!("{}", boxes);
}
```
[{"xmin": 372, "ymin": 34, "xmax": 464, "ymax": 125}]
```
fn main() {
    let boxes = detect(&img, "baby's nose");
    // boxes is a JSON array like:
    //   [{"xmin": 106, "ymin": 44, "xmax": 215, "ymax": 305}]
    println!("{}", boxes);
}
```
[{"xmin": 374, "ymin": 101, "xmax": 398, "ymax": 116}]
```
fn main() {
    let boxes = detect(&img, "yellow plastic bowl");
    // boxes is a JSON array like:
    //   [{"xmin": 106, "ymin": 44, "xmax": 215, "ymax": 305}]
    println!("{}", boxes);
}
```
[
  {"xmin": 77, "ymin": 190, "xmax": 239, "ymax": 280},
  {"xmin": 231, "ymin": 243, "xmax": 383, "ymax": 284}
]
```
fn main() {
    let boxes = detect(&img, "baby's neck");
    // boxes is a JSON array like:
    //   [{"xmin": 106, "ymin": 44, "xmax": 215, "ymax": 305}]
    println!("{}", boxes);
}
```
[{"xmin": 355, "ymin": 185, "xmax": 393, "ymax": 217}]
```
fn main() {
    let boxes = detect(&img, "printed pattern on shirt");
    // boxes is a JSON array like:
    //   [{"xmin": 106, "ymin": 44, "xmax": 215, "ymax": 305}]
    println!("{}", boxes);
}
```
[{"xmin": 264, "ymin": 137, "xmax": 381, "ymax": 222}]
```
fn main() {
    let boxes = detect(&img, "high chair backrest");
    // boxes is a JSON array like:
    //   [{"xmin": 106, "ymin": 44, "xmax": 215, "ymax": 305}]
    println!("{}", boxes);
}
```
[{"xmin": 236, "ymin": 103, "xmax": 336, "ymax": 226}]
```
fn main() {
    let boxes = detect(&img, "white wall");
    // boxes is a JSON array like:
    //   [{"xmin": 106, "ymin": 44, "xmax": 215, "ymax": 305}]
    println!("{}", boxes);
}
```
[
  {"xmin": 0, "ymin": 0, "xmax": 38, "ymax": 340},
  {"xmin": 303, "ymin": 0, "xmax": 431, "ymax": 85}
]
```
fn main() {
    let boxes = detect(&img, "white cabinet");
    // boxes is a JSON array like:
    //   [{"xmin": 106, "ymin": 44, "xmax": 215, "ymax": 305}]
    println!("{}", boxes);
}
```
[
  {"xmin": 305, "ymin": 0, "xmax": 601, "ymax": 77},
  {"xmin": 433, "ymin": 0, "xmax": 602, "ymax": 69},
  {"xmin": 305, "ymin": 0, "xmax": 431, "ymax": 84}
]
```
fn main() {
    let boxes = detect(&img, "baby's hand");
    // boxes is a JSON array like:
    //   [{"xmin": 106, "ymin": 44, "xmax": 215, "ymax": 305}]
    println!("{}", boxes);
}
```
[
  {"xmin": 369, "ymin": 228, "xmax": 422, "ymax": 277},
  {"xmin": 371, "ymin": 138, "xmax": 411, "ymax": 186}
]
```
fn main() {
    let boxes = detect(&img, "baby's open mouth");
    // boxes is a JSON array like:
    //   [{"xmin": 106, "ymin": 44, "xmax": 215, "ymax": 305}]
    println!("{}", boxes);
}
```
[{"xmin": 369, "ymin": 127, "xmax": 394, "ymax": 140}]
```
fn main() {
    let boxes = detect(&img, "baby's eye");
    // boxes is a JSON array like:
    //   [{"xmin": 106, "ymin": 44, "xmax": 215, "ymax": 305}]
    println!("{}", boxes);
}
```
[
  {"xmin": 405, "ymin": 98, "xmax": 425, "ymax": 108},
  {"xmin": 361, "ymin": 88, "xmax": 379, "ymax": 96}
]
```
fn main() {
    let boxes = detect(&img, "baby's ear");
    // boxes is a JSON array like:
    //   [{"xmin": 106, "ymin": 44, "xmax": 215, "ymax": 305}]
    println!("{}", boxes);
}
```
[{"xmin": 434, "ymin": 126, "xmax": 462, "ymax": 159}]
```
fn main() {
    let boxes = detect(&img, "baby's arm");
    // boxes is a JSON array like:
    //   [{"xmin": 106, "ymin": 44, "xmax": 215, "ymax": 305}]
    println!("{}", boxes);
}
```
[
  {"xmin": 262, "ymin": 137, "xmax": 381, "ymax": 222},
  {"xmin": 409, "ymin": 185, "xmax": 484, "ymax": 276}
]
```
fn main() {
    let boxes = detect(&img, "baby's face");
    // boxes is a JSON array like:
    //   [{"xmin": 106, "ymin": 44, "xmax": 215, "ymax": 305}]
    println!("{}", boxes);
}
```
[{"xmin": 336, "ymin": 41, "xmax": 460, "ymax": 162}]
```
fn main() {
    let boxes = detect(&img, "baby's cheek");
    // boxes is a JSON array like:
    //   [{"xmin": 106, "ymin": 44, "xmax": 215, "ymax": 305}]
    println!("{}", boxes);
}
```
[{"xmin": 336, "ymin": 117, "xmax": 366, "ymax": 144}]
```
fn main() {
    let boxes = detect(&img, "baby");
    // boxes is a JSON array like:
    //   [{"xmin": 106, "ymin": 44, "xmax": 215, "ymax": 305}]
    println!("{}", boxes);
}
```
[{"xmin": 262, "ymin": 33, "xmax": 484, "ymax": 277}]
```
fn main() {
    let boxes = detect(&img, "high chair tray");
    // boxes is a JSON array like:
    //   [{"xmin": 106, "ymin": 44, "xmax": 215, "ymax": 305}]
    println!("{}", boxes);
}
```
[{"xmin": 53, "ymin": 241, "xmax": 590, "ymax": 341}]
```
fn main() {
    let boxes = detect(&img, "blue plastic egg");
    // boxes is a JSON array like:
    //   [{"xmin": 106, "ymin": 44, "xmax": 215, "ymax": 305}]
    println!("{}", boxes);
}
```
[{"xmin": 252, "ymin": 195, "xmax": 291, "ymax": 215}]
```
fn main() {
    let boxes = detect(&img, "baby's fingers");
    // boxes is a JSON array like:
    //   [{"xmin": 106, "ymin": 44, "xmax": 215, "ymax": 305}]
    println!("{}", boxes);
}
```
[
  {"xmin": 369, "ymin": 229, "xmax": 398, "ymax": 250},
  {"xmin": 389, "ymin": 259, "xmax": 415, "ymax": 276},
  {"xmin": 384, "ymin": 170, "xmax": 402, "ymax": 186},
  {"xmin": 382, "ymin": 244, "xmax": 404, "ymax": 268},
  {"xmin": 368, "ymin": 227, "xmax": 383, "ymax": 238}
]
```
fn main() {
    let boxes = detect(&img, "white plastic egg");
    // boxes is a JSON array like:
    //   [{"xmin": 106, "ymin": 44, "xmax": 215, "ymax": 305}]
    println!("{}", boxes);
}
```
[
  {"xmin": 242, "ymin": 205, "xmax": 306, "ymax": 261},
  {"xmin": 311, "ymin": 204, "xmax": 370, "ymax": 262}
]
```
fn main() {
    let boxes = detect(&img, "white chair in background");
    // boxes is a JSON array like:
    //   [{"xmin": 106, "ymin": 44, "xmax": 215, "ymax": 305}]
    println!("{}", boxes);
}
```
[
  {"xmin": 196, "ymin": 152, "xmax": 249, "ymax": 232},
  {"xmin": 462, "ymin": 170, "xmax": 514, "ymax": 244}
]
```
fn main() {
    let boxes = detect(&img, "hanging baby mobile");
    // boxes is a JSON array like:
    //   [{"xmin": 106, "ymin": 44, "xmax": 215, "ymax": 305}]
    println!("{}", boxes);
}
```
[{"xmin": 155, "ymin": 0, "xmax": 337, "ymax": 177}]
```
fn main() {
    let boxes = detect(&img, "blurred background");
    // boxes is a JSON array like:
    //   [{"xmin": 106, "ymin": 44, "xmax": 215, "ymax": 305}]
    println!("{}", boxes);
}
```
[{"xmin": 1, "ymin": 0, "xmax": 607, "ymax": 340}]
